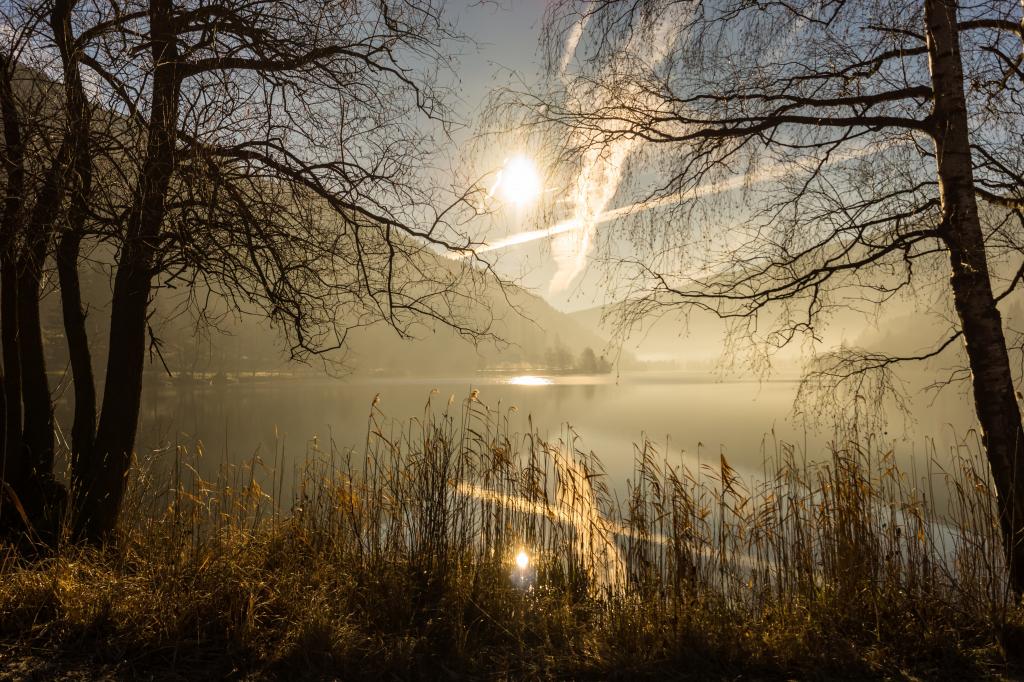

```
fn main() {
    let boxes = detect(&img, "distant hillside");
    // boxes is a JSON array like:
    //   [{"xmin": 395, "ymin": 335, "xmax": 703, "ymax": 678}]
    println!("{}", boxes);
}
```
[
  {"xmin": 571, "ymin": 208, "xmax": 1024, "ymax": 371},
  {"xmin": 569, "ymin": 304, "xmax": 723, "ymax": 367},
  {"xmin": 569, "ymin": 302, "xmax": 799, "ymax": 369},
  {"xmin": 568, "ymin": 290, "xmax": 999, "ymax": 372},
  {"xmin": 39, "ymin": 260, "xmax": 616, "ymax": 378},
  {"xmin": 338, "ymin": 284, "xmax": 616, "ymax": 376},
  {"xmin": 6, "ymin": 63, "xmax": 612, "ymax": 381}
]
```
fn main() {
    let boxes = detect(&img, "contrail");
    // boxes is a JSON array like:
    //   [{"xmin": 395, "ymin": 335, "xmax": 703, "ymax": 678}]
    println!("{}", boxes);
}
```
[
  {"xmin": 543, "ymin": 9, "xmax": 681, "ymax": 290},
  {"xmin": 471, "ymin": 218, "xmax": 583, "ymax": 255},
  {"xmin": 469, "ymin": 142, "xmax": 891, "ymax": 257},
  {"xmin": 471, "ymin": 3, "xmax": 896, "ymax": 291}
]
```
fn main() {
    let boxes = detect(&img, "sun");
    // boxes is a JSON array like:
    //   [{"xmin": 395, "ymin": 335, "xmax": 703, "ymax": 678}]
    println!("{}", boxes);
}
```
[
  {"xmin": 515, "ymin": 549, "xmax": 530, "ymax": 570},
  {"xmin": 495, "ymin": 155, "xmax": 542, "ymax": 208}
]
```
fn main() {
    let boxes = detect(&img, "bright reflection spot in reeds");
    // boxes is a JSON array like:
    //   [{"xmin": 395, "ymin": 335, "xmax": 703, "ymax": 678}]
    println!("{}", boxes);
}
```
[
  {"xmin": 511, "ymin": 547, "xmax": 536, "ymax": 590},
  {"xmin": 457, "ymin": 476, "xmax": 627, "ymax": 592},
  {"xmin": 507, "ymin": 375, "xmax": 553, "ymax": 386}
]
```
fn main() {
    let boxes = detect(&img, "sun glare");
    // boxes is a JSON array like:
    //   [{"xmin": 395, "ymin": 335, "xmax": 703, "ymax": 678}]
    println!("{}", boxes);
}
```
[
  {"xmin": 495, "ymin": 155, "xmax": 542, "ymax": 207},
  {"xmin": 515, "ymin": 549, "xmax": 530, "ymax": 570},
  {"xmin": 508, "ymin": 375, "xmax": 552, "ymax": 386}
]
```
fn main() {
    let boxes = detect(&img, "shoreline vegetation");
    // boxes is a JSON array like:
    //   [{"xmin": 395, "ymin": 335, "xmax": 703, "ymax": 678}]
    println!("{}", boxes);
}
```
[{"xmin": 1, "ymin": 396, "xmax": 1022, "ymax": 680}]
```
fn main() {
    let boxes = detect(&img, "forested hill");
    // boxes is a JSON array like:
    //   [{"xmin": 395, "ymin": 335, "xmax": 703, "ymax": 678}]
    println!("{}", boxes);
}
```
[
  {"xmin": 571, "ymin": 287, "xmax": 1024, "ymax": 374},
  {"xmin": 38, "ymin": 259, "xmax": 616, "ymax": 378}
]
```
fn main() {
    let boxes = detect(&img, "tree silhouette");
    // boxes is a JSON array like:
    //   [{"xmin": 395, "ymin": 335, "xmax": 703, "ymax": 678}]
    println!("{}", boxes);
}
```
[
  {"xmin": 0, "ymin": 0, "xmax": 504, "ymax": 543},
  {"xmin": 511, "ymin": 0, "xmax": 1024, "ymax": 591}
]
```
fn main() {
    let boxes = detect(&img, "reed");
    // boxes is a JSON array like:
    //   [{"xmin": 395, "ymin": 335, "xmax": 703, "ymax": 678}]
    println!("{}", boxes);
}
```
[{"xmin": 0, "ymin": 392, "xmax": 1018, "ymax": 679}]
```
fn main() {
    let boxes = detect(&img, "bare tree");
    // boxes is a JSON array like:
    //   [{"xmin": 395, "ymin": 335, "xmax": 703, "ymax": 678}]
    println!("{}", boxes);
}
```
[
  {"xmin": 0, "ymin": 0, "xmax": 84, "ymax": 542},
  {"xmin": 63, "ymin": 0, "xmax": 496, "ymax": 541},
  {"xmin": 509, "ymin": 0, "xmax": 1024, "ymax": 591},
  {"xmin": 0, "ymin": 0, "xmax": 502, "ymax": 544},
  {"xmin": 0, "ymin": 14, "xmax": 31, "ymax": 535},
  {"xmin": 52, "ymin": 0, "xmax": 98, "ymax": 498}
]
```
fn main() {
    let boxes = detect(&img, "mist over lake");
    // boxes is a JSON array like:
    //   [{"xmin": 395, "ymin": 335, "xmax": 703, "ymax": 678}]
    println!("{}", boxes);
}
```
[{"xmin": 85, "ymin": 369, "xmax": 979, "ymax": 496}]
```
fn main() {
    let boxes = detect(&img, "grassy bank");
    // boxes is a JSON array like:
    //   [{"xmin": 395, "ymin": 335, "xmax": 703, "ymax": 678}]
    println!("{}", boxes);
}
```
[{"xmin": 0, "ymin": 396, "xmax": 1021, "ymax": 679}]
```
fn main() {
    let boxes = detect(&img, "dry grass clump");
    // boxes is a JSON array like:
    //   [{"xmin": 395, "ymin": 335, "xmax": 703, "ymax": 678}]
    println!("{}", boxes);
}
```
[{"xmin": 0, "ymin": 395, "xmax": 1020, "ymax": 679}]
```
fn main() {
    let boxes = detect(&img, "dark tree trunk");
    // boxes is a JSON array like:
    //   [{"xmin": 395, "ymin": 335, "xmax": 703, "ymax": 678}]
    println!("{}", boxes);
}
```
[
  {"xmin": 0, "ymin": 59, "xmax": 22, "ymax": 506},
  {"xmin": 76, "ymin": 0, "xmax": 180, "ymax": 542},
  {"xmin": 16, "ymin": 256, "xmax": 65, "ymax": 542},
  {"xmin": 52, "ymin": 0, "xmax": 98, "ymax": 506},
  {"xmin": 925, "ymin": 0, "xmax": 1024, "ymax": 595},
  {"xmin": 9, "ymin": 131, "xmax": 73, "ymax": 543},
  {"xmin": 18, "ymin": 144, "xmax": 69, "ymax": 485},
  {"xmin": 1, "ymin": 258, "xmax": 22, "ymax": 487},
  {"xmin": 76, "ymin": 262, "xmax": 153, "ymax": 542},
  {"xmin": 16, "ymin": 264, "xmax": 52, "ymax": 477},
  {"xmin": 59, "ymin": 234, "xmax": 95, "ymax": 482}
]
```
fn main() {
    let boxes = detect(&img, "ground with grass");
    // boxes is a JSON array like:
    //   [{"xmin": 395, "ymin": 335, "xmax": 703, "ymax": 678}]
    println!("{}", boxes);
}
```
[{"xmin": 1, "ymin": 403, "xmax": 1022, "ymax": 680}]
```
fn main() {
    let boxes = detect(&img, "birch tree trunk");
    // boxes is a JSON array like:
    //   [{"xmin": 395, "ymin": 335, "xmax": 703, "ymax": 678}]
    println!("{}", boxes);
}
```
[{"xmin": 926, "ymin": 0, "xmax": 1024, "ymax": 595}]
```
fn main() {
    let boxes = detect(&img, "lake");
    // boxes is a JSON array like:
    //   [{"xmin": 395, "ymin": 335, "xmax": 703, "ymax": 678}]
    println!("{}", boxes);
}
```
[{"xmin": 90, "ymin": 370, "xmax": 981, "ymax": 496}]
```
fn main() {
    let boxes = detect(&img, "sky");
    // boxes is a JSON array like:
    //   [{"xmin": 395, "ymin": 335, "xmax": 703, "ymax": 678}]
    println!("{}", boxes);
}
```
[
  {"xmin": 440, "ymin": 2, "xmax": 927, "ymax": 316},
  {"xmin": 442, "ymin": 1, "xmax": 748, "ymax": 315},
  {"xmin": 443, "ymin": 0, "xmax": 614, "ymax": 313}
]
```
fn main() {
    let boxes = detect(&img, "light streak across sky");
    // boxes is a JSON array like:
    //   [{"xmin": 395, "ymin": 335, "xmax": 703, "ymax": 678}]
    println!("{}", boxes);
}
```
[
  {"xmin": 470, "ymin": 142, "xmax": 891, "ymax": 258},
  {"xmin": 463, "ymin": 4, "xmax": 902, "ymax": 292}
]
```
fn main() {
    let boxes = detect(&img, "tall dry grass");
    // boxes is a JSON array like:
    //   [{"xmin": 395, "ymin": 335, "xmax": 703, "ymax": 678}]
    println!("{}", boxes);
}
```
[{"xmin": 0, "ymin": 392, "xmax": 1019, "ymax": 679}]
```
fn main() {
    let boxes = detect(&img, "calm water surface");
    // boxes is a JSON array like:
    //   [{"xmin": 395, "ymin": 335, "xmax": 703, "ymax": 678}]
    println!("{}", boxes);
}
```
[{"xmin": 105, "ymin": 370, "xmax": 979, "ymax": 492}]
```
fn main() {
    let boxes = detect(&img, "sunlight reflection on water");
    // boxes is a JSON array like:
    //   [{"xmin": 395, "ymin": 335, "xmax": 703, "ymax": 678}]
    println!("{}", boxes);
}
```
[
  {"xmin": 511, "ymin": 547, "xmax": 537, "ymax": 590},
  {"xmin": 506, "ymin": 375, "xmax": 553, "ymax": 386}
]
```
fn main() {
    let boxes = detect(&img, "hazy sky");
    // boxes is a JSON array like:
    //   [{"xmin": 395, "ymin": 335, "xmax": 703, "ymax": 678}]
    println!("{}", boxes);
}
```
[
  {"xmin": 441, "ymin": 2, "xmax": 922, "ymax": 316},
  {"xmin": 444, "ymin": 2, "xmax": 729, "ymax": 315},
  {"xmin": 445, "ymin": 1, "xmax": 613, "ymax": 313},
  {"xmin": 448, "ymin": 1, "xmax": 545, "ymax": 116}
]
